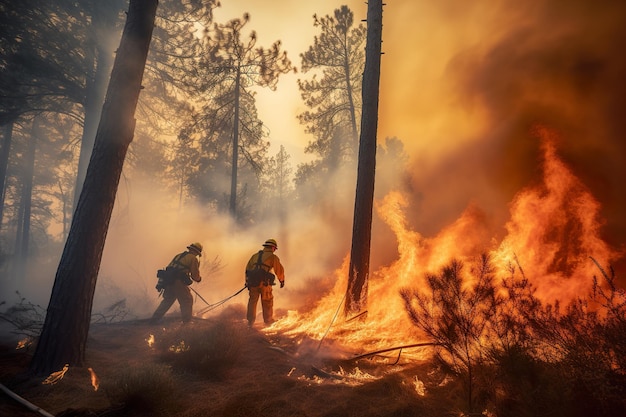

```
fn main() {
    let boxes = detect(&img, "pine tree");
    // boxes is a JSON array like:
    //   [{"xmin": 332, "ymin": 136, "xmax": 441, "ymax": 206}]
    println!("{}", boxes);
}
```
[
  {"xmin": 204, "ymin": 14, "xmax": 293, "ymax": 218},
  {"xmin": 297, "ymin": 6, "xmax": 366, "ymax": 168},
  {"xmin": 30, "ymin": 0, "xmax": 158, "ymax": 376},
  {"xmin": 345, "ymin": 0, "xmax": 383, "ymax": 316}
]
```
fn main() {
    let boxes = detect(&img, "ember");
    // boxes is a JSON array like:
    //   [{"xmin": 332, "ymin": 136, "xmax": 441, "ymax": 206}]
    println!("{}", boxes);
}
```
[
  {"xmin": 42, "ymin": 364, "xmax": 69, "ymax": 385},
  {"xmin": 87, "ymin": 367, "xmax": 99, "ymax": 391}
]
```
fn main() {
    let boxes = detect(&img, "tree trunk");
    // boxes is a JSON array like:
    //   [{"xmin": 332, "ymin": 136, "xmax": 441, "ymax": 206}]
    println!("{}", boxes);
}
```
[
  {"xmin": 229, "ymin": 67, "xmax": 241, "ymax": 217},
  {"xmin": 0, "ymin": 122, "xmax": 14, "ymax": 229},
  {"xmin": 345, "ymin": 0, "xmax": 383, "ymax": 316},
  {"xmin": 30, "ymin": 0, "xmax": 158, "ymax": 376},
  {"xmin": 343, "ymin": 56, "xmax": 359, "ymax": 148},
  {"xmin": 13, "ymin": 116, "xmax": 39, "ymax": 281},
  {"xmin": 72, "ymin": 1, "xmax": 121, "ymax": 211}
]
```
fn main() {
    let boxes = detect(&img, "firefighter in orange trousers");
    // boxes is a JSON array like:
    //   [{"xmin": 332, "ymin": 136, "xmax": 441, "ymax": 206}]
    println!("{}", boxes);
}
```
[
  {"xmin": 151, "ymin": 242, "xmax": 203, "ymax": 324},
  {"xmin": 245, "ymin": 239, "xmax": 285, "ymax": 327}
]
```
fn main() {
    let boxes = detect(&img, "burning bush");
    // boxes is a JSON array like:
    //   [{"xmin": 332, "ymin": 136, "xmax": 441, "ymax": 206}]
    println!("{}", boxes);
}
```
[{"xmin": 401, "ymin": 254, "xmax": 626, "ymax": 416}]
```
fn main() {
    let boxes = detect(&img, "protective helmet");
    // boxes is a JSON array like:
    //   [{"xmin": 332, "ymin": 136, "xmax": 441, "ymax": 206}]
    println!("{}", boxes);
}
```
[
  {"xmin": 263, "ymin": 238, "xmax": 278, "ymax": 249},
  {"xmin": 187, "ymin": 242, "xmax": 203, "ymax": 256}
]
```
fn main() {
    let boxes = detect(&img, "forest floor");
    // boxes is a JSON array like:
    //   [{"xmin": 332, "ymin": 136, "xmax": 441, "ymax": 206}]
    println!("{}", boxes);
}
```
[{"xmin": 0, "ymin": 305, "xmax": 451, "ymax": 417}]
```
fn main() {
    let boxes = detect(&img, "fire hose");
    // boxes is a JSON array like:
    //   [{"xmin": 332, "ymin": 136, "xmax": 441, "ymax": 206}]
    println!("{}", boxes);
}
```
[
  {"xmin": 0, "ymin": 383, "xmax": 55, "ymax": 417},
  {"xmin": 190, "ymin": 285, "xmax": 247, "ymax": 316}
]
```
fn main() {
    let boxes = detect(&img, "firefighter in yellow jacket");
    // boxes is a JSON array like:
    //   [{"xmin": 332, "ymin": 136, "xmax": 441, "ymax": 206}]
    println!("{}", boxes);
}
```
[
  {"xmin": 151, "ymin": 242, "xmax": 203, "ymax": 324},
  {"xmin": 245, "ymin": 239, "xmax": 285, "ymax": 326}
]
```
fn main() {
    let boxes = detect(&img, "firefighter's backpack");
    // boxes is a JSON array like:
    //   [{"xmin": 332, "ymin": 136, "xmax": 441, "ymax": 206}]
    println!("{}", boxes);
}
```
[
  {"xmin": 155, "ymin": 252, "xmax": 192, "ymax": 291},
  {"xmin": 245, "ymin": 250, "xmax": 275, "ymax": 287}
]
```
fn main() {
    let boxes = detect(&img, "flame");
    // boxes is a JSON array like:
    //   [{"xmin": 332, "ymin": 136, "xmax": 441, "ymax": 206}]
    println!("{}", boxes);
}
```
[
  {"xmin": 412, "ymin": 376, "xmax": 426, "ymax": 396},
  {"xmin": 169, "ymin": 340, "xmax": 189, "ymax": 353},
  {"xmin": 87, "ymin": 367, "xmax": 100, "ymax": 391},
  {"xmin": 42, "ymin": 364, "xmax": 69, "ymax": 385},
  {"xmin": 491, "ymin": 126, "xmax": 621, "ymax": 301},
  {"xmin": 16, "ymin": 337, "xmax": 32, "ymax": 350},
  {"xmin": 146, "ymin": 334, "xmax": 155, "ymax": 347},
  {"xmin": 271, "ymin": 126, "xmax": 620, "ymax": 359}
]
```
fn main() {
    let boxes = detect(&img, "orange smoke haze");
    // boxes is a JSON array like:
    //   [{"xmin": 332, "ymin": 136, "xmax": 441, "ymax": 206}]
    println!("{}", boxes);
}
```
[{"xmin": 376, "ymin": 0, "xmax": 626, "ymax": 280}]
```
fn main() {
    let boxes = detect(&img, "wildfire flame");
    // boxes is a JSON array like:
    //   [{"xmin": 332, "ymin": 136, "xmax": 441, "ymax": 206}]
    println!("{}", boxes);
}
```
[
  {"xmin": 42, "ymin": 364, "xmax": 69, "ymax": 385},
  {"xmin": 491, "ymin": 126, "xmax": 620, "ymax": 301},
  {"xmin": 88, "ymin": 367, "xmax": 99, "ymax": 391},
  {"xmin": 169, "ymin": 340, "xmax": 189, "ymax": 353},
  {"xmin": 16, "ymin": 337, "xmax": 32, "ymax": 350},
  {"xmin": 271, "ymin": 126, "xmax": 620, "ymax": 357},
  {"xmin": 146, "ymin": 334, "xmax": 155, "ymax": 347}
]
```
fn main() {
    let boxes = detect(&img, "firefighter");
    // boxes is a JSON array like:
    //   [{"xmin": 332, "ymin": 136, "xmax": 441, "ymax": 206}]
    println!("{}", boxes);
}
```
[
  {"xmin": 245, "ymin": 238, "xmax": 285, "ymax": 327},
  {"xmin": 150, "ymin": 242, "xmax": 203, "ymax": 324}
]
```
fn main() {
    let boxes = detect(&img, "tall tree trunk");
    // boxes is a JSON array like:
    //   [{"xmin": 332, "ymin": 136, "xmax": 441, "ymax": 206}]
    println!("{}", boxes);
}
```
[
  {"xmin": 229, "ymin": 67, "xmax": 241, "ymax": 217},
  {"xmin": 12, "ymin": 117, "xmax": 39, "ymax": 281},
  {"xmin": 73, "ymin": 1, "xmax": 121, "ymax": 211},
  {"xmin": 343, "ymin": 57, "xmax": 359, "ymax": 148},
  {"xmin": 30, "ymin": 0, "xmax": 158, "ymax": 376},
  {"xmin": 0, "ymin": 122, "xmax": 14, "ymax": 229},
  {"xmin": 345, "ymin": 0, "xmax": 383, "ymax": 316},
  {"xmin": 18, "ymin": 118, "xmax": 38, "ymax": 254}
]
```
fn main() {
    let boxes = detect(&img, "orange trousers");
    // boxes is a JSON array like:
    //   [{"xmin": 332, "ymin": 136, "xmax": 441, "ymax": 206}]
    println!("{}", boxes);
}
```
[
  {"xmin": 247, "ymin": 282, "xmax": 274, "ymax": 325},
  {"xmin": 151, "ymin": 280, "xmax": 193, "ymax": 323}
]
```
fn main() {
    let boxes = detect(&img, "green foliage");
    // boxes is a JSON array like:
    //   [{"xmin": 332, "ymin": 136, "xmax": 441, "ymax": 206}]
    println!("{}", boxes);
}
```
[
  {"xmin": 297, "ymin": 6, "xmax": 366, "ymax": 167},
  {"xmin": 0, "ymin": 0, "xmax": 100, "ymax": 124},
  {"xmin": 294, "ymin": 6, "xmax": 366, "ymax": 206},
  {"xmin": 170, "ymin": 13, "xmax": 293, "ymax": 221}
]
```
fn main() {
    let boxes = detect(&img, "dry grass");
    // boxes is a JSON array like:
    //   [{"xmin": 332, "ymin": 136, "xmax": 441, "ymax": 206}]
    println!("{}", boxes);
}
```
[
  {"xmin": 0, "ymin": 306, "xmax": 446, "ymax": 417},
  {"xmin": 103, "ymin": 363, "xmax": 181, "ymax": 416}
]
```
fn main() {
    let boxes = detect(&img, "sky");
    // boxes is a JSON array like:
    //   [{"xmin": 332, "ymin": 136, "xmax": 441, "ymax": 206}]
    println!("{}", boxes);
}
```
[
  {"xmin": 211, "ymin": 0, "xmax": 365, "ymax": 164},
  {"xmin": 215, "ymin": 0, "xmax": 626, "ymax": 255}
]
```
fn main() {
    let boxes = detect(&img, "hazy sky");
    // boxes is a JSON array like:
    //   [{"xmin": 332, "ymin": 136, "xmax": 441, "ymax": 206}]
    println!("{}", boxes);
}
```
[
  {"xmin": 214, "ymin": 0, "xmax": 626, "ymax": 250},
  {"xmin": 212, "ymin": 0, "xmax": 365, "ymax": 163}
]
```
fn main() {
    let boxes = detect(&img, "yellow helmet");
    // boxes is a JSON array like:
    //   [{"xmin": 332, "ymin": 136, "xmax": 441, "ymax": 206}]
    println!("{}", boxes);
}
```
[
  {"xmin": 187, "ymin": 242, "xmax": 203, "ymax": 256},
  {"xmin": 263, "ymin": 238, "xmax": 278, "ymax": 249}
]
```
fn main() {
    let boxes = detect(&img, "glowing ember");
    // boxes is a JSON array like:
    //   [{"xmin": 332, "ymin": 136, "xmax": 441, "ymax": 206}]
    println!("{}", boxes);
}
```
[
  {"xmin": 42, "ymin": 364, "xmax": 69, "ymax": 385},
  {"xmin": 169, "ymin": 340, "xmax": 189, "ymax": 353},
  {"xmin": 412, "ymin": 376, "xmax": 426, "ymax": 396},
  {"xmin": 16, "ymin": 337, "xmax": 32, "ymax": 350},
  {"xmin": 87, "ymin": 367, "xmax": 99, "ymax": 391},
  {"xmin": 146, "ymin": 334, "xmax": 155, "ymax": 347}
]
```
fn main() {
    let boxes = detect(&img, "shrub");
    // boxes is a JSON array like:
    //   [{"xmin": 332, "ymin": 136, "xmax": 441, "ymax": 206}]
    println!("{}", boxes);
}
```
[
  {"xmin": 104, "ymin": 363, "xmax": 181, "ymax": 416},
  {"xmin": 156, "ymin": 321, "xmax": 244, "ymax": 379}
]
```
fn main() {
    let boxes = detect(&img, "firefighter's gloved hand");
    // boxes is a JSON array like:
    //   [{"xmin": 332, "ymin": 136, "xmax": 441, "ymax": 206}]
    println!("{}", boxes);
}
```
[{"xmin": 280, "ymin": 281, "xmax": 285, "ymax": 288}]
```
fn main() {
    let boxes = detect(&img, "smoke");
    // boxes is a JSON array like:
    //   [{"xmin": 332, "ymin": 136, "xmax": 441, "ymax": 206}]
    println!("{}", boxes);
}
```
[
  {"xmin": 377, "ymin": 0, "xmax": 626, "ymax": 276},
  {"xmin": 3, "ymin": 0, "xmax": 625, "ymax": 327}
]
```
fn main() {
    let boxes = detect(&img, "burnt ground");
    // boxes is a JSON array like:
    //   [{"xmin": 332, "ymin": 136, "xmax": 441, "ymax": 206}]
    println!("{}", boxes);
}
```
[{"xmin": 0, "ymin": 306, "xmax": 449, "ymax": 417}]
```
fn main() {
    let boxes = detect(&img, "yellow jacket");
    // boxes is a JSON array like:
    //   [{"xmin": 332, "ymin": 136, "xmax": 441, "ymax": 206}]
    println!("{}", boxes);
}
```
[
  {"xmin": 245, "ymin": 248, "xmax": 285, "ymax": 284},
  {"xmin": 168, "ymin": 251, "xmax": 202, "ymax": 282}
]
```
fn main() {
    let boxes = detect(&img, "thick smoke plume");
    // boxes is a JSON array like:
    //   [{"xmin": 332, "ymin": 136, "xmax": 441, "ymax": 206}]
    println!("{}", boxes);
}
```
[{"xmin": 377, "ymin": 0, "xmax": 626, "ymax": 278}]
